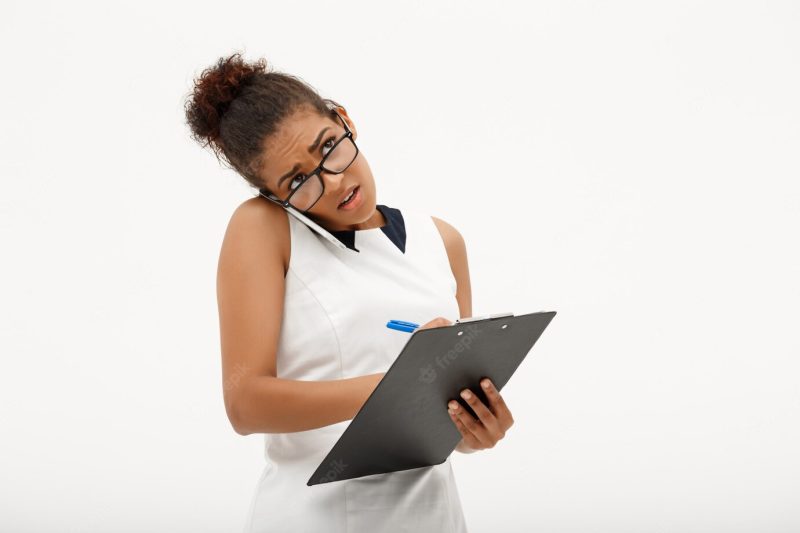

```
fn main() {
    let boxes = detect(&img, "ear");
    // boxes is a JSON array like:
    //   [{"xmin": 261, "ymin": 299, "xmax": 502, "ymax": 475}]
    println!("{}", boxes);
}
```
[{"xmin": 332, "ymin": 105, "xmax": 357, "ymax": 141}]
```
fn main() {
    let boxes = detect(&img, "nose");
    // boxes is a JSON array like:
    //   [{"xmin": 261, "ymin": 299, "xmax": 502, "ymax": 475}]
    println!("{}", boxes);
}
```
[{"xmin": 320, "ymin": 169, "xmax": 345, "ymax": 192}]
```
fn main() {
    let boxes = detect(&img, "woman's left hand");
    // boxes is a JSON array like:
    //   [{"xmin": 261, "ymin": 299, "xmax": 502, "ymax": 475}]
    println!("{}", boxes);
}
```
[{"xmin": 448, "ymin": 378, "xmax": 514, "ymax": 453}]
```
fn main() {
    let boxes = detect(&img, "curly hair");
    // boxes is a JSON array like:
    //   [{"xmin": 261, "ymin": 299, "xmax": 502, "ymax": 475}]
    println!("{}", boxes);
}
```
[{"xmin": 184, "ymin": 51, "xmax": 341, "ymax": 191}]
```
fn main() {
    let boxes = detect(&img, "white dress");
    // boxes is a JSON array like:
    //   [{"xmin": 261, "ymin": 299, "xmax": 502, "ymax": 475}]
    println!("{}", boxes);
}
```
[{"xmin": 242, "ymin": 202, "xmax": 469, "ymax": 533}]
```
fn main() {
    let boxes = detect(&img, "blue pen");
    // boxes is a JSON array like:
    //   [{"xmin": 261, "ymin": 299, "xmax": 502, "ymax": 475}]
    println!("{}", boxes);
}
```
[{"xmin": 386, "ymin": 320, "xmax": 419, "ymax": 333}]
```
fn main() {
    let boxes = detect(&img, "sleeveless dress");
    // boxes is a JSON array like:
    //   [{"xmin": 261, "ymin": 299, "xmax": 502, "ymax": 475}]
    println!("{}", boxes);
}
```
[{"xmin": 242, "ymin": 202, "xmax": 469, "ymax": 533}]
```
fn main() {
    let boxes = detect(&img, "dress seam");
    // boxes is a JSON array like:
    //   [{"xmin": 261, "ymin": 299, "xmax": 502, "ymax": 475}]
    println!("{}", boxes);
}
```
[
  {"xmin": 443, "ymin": 460, "xmax": 458, "ymax": 533},
  {"xmin": 285, "ymin": 264, "xmax": 349, "ymax": 531},
  {"xmin": 286, "ymin": 266, "xmax": 346, "ymax": 381},
  {"xmin": 242, "ymin": 465, "xmax": 270, "ymax": 533},
  {"xmin": 285, "ymin": 215, "xmax": 346, "ymax": 380}
]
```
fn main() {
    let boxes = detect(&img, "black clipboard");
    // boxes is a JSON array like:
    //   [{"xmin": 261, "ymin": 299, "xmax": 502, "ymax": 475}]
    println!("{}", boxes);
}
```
[{"xmin": 307, "ymin": 310, "xmax": 557, "ymax": 486}]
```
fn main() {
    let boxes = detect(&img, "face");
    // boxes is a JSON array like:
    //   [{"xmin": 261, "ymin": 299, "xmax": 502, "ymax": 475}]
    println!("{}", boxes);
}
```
[{"xmin": 259, "ymin": 105, "xmax": 382, "ymax": 232}]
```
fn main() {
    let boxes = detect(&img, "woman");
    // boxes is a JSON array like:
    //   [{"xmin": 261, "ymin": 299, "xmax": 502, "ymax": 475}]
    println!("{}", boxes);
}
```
[{"xmin": 184, "ymin": 52, "xmax": 516, "ymax": 532}]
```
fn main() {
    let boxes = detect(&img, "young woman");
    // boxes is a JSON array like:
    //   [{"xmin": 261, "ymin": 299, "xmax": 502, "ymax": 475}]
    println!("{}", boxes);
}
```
[{"xmin": 184, "ymin": 52, "xmax": 516, "ymax": 532}]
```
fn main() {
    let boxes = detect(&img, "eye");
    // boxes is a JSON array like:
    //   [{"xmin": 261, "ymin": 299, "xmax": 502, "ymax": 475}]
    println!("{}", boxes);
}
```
[
  {"xmin": 321, "ymin": 135, "xmax": 337, "ymax": 156},
  {"xmin": 287, "ymin": 173, "xmax": 306, "ymax": 191},
  {"xmin": 285, "ymin": 135, "xmax": 339, "ymax": 191}
]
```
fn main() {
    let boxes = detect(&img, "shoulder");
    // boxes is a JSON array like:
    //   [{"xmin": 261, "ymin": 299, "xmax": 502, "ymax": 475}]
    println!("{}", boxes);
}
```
[
  {"xmin": 431, "ymin": 214, "xmax": 472, "ymax": 317},
  {"xmin": 219, "ymin": 196, "xmax": 290, "ymax": 275},
  {"xmin": 430, "ymin": 215, "xmax": 466, "ymax": 256}
]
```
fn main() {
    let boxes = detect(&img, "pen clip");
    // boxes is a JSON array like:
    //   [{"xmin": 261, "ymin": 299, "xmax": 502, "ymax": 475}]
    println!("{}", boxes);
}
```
[{"xmin": 388, "ymin": 320, "xmax": 419, "ymax": 327}]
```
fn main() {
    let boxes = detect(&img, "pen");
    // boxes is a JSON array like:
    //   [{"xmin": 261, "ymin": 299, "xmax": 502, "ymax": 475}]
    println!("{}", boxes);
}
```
[{"xmin": 386, "ymin": 320, "xmax": 419, "ymax": 333}]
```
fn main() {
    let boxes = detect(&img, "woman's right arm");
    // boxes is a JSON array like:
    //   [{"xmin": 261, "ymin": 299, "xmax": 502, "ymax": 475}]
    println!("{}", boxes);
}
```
[{"xmin": 217, "ymin": 198, "xmax": 384, "ymax": 436}]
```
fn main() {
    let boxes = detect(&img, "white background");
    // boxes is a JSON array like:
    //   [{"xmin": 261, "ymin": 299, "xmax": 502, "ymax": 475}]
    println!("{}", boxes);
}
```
[{"xmin": 1, "ymin": 1, "xmax": 798, "ymax": 531}]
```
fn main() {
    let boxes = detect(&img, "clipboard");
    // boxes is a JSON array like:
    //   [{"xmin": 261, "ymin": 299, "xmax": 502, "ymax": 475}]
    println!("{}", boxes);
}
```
[{"xmin": 307, "ymin": 310, "xmax": 557, "ymax": 486}]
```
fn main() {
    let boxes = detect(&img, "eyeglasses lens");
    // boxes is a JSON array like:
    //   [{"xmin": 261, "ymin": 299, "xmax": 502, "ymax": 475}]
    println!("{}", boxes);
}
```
[{"xmin": 288, "ymin": 137, "xmax": 357, "ymax": 211}]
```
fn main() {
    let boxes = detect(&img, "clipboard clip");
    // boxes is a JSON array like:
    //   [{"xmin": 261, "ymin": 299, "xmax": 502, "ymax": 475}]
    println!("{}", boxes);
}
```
[{"xmin": 455, "ymin": 311, "xmax": 514, "ymax": 324}]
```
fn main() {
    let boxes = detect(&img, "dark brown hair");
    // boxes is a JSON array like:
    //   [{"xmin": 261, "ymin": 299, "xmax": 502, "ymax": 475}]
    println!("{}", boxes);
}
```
[{"xmin": 184, "ymin": 51, "xmax": 341, "ymax": 192}]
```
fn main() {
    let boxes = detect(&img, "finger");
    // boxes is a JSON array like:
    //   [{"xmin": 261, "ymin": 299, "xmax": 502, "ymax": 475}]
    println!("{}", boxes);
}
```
[
  {"xmin": 448, "ymin": 407, "xmax": 483, "ymax": 449},
  {"xmin": 448, "ymin": 399, "xmax": 494, "ymax": 449},
  {"xmin": 419, "ymin": 317, "xmax": 453, "ymax": 330},
  {"xmin": 430, "ymin": 317, "xmax": 452, "ymax": 328},
  {"xmin": 480, "ymin": 378, "xmax": 514, "ymax": 429},
  {"xmin": 459, "ymin": 387, "xmax": 502, "ymax": 436}
]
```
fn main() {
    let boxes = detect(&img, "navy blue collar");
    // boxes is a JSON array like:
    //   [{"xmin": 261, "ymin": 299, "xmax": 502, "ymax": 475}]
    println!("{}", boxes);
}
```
[{"xmin": 328, "ymin": 204, "xmax": 406, "ymax": 253}]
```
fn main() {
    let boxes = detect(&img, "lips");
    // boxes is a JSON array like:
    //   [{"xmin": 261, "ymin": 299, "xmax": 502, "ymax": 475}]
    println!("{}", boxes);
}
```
[{"xmin": 338, "ymin": 184, "xmax": 359, "ymax": 207}]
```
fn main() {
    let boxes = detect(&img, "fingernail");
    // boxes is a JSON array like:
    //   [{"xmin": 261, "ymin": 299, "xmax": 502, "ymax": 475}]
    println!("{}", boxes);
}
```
[
  {"xmin": 460, "ymin": 390, "xmax": 472, "ymax": 400},
  {"xmin": 481, "ymin": 380, "xmax": 491, "ymax": 389},
  {"xmin": 449, "ymin": 401, "xmax": 459, "ymax": 410}
]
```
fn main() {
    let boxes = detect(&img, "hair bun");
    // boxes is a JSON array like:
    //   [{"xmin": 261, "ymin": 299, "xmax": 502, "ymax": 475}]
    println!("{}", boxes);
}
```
[{"xmin": 185, "ymin": 52, "xmax": 267, "ymax": 147}]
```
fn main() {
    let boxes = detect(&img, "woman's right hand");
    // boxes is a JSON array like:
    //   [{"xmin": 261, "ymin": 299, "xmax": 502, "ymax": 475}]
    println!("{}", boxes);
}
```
[
  {"xmin": 366, "ymin": 318, "xmax": 452, "ymax": 398},
  {"xmin": 416, "ymin": 317, "xmax": 454, "ymax": 330}
]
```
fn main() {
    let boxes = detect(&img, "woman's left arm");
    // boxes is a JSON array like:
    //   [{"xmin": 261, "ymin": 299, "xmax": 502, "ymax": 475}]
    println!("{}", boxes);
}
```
[{"xmin": 432, "ymin": 217, "xmax": 515, "ymax": 454}]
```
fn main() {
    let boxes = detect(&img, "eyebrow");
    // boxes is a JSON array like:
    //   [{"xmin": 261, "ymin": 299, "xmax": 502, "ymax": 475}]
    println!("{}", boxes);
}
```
[{"xmin": 276, "ymin": 127, "xmax": 332, "ymax": 188}]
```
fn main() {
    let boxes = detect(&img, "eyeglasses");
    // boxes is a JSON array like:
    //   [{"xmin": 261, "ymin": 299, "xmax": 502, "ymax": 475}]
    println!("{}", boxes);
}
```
[{"xmin": 259, "ymin": 112, "xmax": 359, "ymax": 213}]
